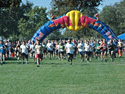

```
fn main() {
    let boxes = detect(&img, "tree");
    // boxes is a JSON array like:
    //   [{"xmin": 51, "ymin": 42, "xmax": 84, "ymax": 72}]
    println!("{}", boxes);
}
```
[
  {"xmin": 0, "ymin": 1, "xmax": 33, "ymax": 40},
  {"xmin": 49, "ymin": 0, "xmax": 103, "ymax": 39},
  {"xmin": 0, "ymin": 0, "xmax": 22, "ymax": 7},
  {"xmin": 49, "ymin": 0, "xmax": 102, "ymax": 16},
  {"xmin": 18, "ymin": 6, "xmax": 49, "ymax": 40},
  {"xmin": 99, "ymin": 0, "xmax": 125, "ymax": 35},
  {"xmin": 47, "ymin": 30, "xmax": 63, "ymax": 40}
]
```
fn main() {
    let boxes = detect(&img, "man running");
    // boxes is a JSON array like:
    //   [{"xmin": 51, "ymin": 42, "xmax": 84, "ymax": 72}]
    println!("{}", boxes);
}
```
[
  {"xmin": 65, "ymin": 39, "xmax": 74, "ymax": 65},
  {"xmin": 77, "ymin": 40, "xmax": 84, "ymax": 62}
]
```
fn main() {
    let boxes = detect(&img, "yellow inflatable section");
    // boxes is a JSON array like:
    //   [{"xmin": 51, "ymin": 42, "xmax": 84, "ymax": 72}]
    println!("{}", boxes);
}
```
[{"xmin": 66, "ymin": 10, "xmax": 84, "ymax": 31}]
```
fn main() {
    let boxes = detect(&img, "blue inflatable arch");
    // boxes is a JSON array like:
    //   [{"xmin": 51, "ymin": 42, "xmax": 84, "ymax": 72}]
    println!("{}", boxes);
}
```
[{"xmin": 31, "ymin": 11, "xmax": 118, "ymax": 42}]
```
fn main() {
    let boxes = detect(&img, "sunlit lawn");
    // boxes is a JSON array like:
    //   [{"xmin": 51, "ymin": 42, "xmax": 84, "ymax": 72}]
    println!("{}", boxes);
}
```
[{"xmin": 0, "ymin": 54, "xmax": 125, "ymax": 94}]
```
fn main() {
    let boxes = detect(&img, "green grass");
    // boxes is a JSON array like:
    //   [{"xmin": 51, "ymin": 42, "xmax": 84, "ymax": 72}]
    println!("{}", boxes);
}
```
[{"xmin": 0, "ymin": 55, "xmax": 125, "ymax": 94}]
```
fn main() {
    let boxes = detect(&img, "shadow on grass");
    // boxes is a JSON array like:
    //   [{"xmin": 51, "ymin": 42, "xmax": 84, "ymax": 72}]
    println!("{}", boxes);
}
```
[{"xmin": 42, "ymin": 62, "xmax": 67, "ymax": 66}]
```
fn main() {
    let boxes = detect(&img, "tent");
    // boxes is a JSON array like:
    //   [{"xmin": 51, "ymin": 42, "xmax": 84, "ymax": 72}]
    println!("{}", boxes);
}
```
[{"xmin": 118, "ymin": 33, "xmax": 125, "ymax": 40}]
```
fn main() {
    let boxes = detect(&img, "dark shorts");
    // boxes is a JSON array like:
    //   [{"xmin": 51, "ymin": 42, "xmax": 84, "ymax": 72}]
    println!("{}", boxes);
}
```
[
  {"xmin": 22, "ymin": 53, "xmax": 28, "ymax": 59},
  {"xmin": 101, "ymin": 49, "xmax": 107, "ymax": 54},
  {"xmin": 109, "ymin": 50, "xmax": 114, "ymax": 55},
  {"xmin": 79, "ymin": 51, "xmax": 84, "ymax": 56},
  {"xmin": 43, "ymin": 50, "xmax": 47, "ymax": 53},
  {"xmin": 56, "ymin": 50, "xmax": 58, "ymax": 54},
  {"xmin": 48, "ymin": 50, "xmax": 53, "ymax": 54},
  {"xmin": 59, "ymin": 51, "xmax": 64, "ymax": 55},
  {"xmin": 31, "ymin": 51, "xmax": 35, "ymax": 54},
  {"xmin": 85, "ymin": 51, "xmax": 91, "ymax": 57},
  {"xmin": 67, "ymin": 53, "xmax": 74, "ymax": 59},
  {"xmin": 53, "ymin": 49, "xmax": 55, "ymax": 53},
  {"xmin": 95, "ymin": 51, "xmax": 101, "ymax": 54},
  {"xmin": 119, "ymin": 47, "xmax": 123, "ymax": 50},
  {"xmin": 90, "ymin": 51, "xmax": 93, "ymax": 56}
]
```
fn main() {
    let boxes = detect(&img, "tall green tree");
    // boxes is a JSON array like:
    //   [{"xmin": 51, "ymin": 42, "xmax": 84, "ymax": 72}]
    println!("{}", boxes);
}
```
[
  {"xmin": 99, "ymin": 0, "xmax": 125, "ymax": 35},
  {"xmin": 0, "ymin": 1, "xmax": 33, "ymax": 40},
  {"xmin": 49, "ymin": 0, "xmax": 102, "ymax": 16},
  {"xmin": 0, "ymin": 0, "xmax": 21, "ymax": 7},
  {"xmin": 49, "ymin": 0, "xmax": 103, "ymax": 39},
  {"xmin": 18, "ymin": 6, "xmax": 49, "ymax": 40}
]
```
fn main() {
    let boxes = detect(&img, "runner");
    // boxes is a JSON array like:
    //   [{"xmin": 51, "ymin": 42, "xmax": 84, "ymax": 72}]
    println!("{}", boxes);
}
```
[
  {"xmin": 58, "ymin": 42, "xmax": 65, "ymax": 60},
  {"xmin": 77, "ymin": 40, "xmax": 84, "ymax": 62},
  {"xmin": 35, "ymin": 40, "xmax": 43, "ymax": 67},
  {"xmin": 65, "ymin": 39, "xmax": 75, "ymax": 65},
  {"xmin": 95, "ymin": 40, "xmax": 101, "ymax": 60},
  {"xmin": 118, "ymin": 39, "xmax": 123, "ymax": 57},
  {"xmin": 46, "ymin": 40, "xmax": 54, "ymax": 59},
  {"xmin": 108, "ymin": 40, "xmax": 116, "ymax": 62},
  {"xmin": 84, "ymin": 41, "xmax": 91, "ymax": 63},
  {"xmin": 0, "ymin": 40, "xmax": 6, "ymax": 65},
  {"xmin": 100, "ymin": 39, "xmax": 107, "ymax": 62},
  {"xmin": 20, "ymin": 41, "xmax": 29, "ymax": 64}
]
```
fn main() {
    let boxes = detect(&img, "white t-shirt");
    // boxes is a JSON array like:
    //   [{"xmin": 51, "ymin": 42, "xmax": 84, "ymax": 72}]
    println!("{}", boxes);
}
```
[
  {"xmin": 78, "ymin": 43, "xmax": 84, "ymax": 52},
  {"xmin": 84, "ymin": 45, "xmax": 90, "ymax": 51},
  {"xmin": 30, "ymin": 44, "xmax": 35, "ymax": 52},
  {"xmin": 118, "ymin": 41, "xmax": 122, "ymax": 47},
  {"xmin": 46, "ymin": 43, "xmax": 53, "ymax": 51},
  {"xmin": 84, "ymin": 43, "xmax": 87, "ymax": 47},
  {"xmin": 65, "ymin": 43, "xmax": 74, "ymax": 54},
  {"xmin": 20, "ymin": 44, "xmax": 28, "ymax": 55},
  {"xmin": 35, "ymin": 45, "xmax": 42, "ymax": 54}
]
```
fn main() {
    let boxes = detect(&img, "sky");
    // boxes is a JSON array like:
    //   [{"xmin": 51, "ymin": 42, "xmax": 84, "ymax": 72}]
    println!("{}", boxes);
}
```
[{"xmin": 22, "ymin": 0, "xmax": 123, "ymax": 12}]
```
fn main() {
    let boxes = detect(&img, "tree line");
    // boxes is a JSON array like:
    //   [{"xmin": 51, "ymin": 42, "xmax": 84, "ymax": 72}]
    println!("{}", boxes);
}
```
[{"xmin": 0, "ymin": 0, "xmax": 124, "ymax": 41}]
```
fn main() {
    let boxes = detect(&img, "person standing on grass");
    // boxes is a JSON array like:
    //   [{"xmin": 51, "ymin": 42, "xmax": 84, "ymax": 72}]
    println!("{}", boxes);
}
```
[
  {"xmin": 65, "ymin": 39, "xmax": 74, "ymax": 65},
  {"xmin": 20, "ymin": 41, "xmax": 29, "ymax": 64},
  {"xmin": 0, "ymin": 40, "xmax": 6, "ymax": 65},
  {"xmin": 35, "ymin": 40, "xmax": 43, "ymax": 67},
  {"xmin": 77, "ymin": 40, "xmax": 84, "ymax": 62},
  {"xmin": 46, "ymin": 40, "xmax": 53, "ymax": 59}
]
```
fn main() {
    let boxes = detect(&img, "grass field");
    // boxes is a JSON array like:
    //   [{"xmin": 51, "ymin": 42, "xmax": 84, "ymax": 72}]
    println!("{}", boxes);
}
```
[{"xmin": 0, "ymin": 55, "xmax": 125, "ymax": 94}]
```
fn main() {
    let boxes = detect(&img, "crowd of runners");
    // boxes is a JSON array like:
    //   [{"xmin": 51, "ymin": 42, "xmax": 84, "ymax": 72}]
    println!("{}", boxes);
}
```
[{"xmin": 0, "ymin": 38, "xmax": 124, "ymax": 67}]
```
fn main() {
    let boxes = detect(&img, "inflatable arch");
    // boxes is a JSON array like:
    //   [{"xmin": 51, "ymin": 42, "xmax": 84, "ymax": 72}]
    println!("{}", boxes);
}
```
[{"xmin": 31, "ymin": 10, "xmax": 118, "ymax": 42}]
